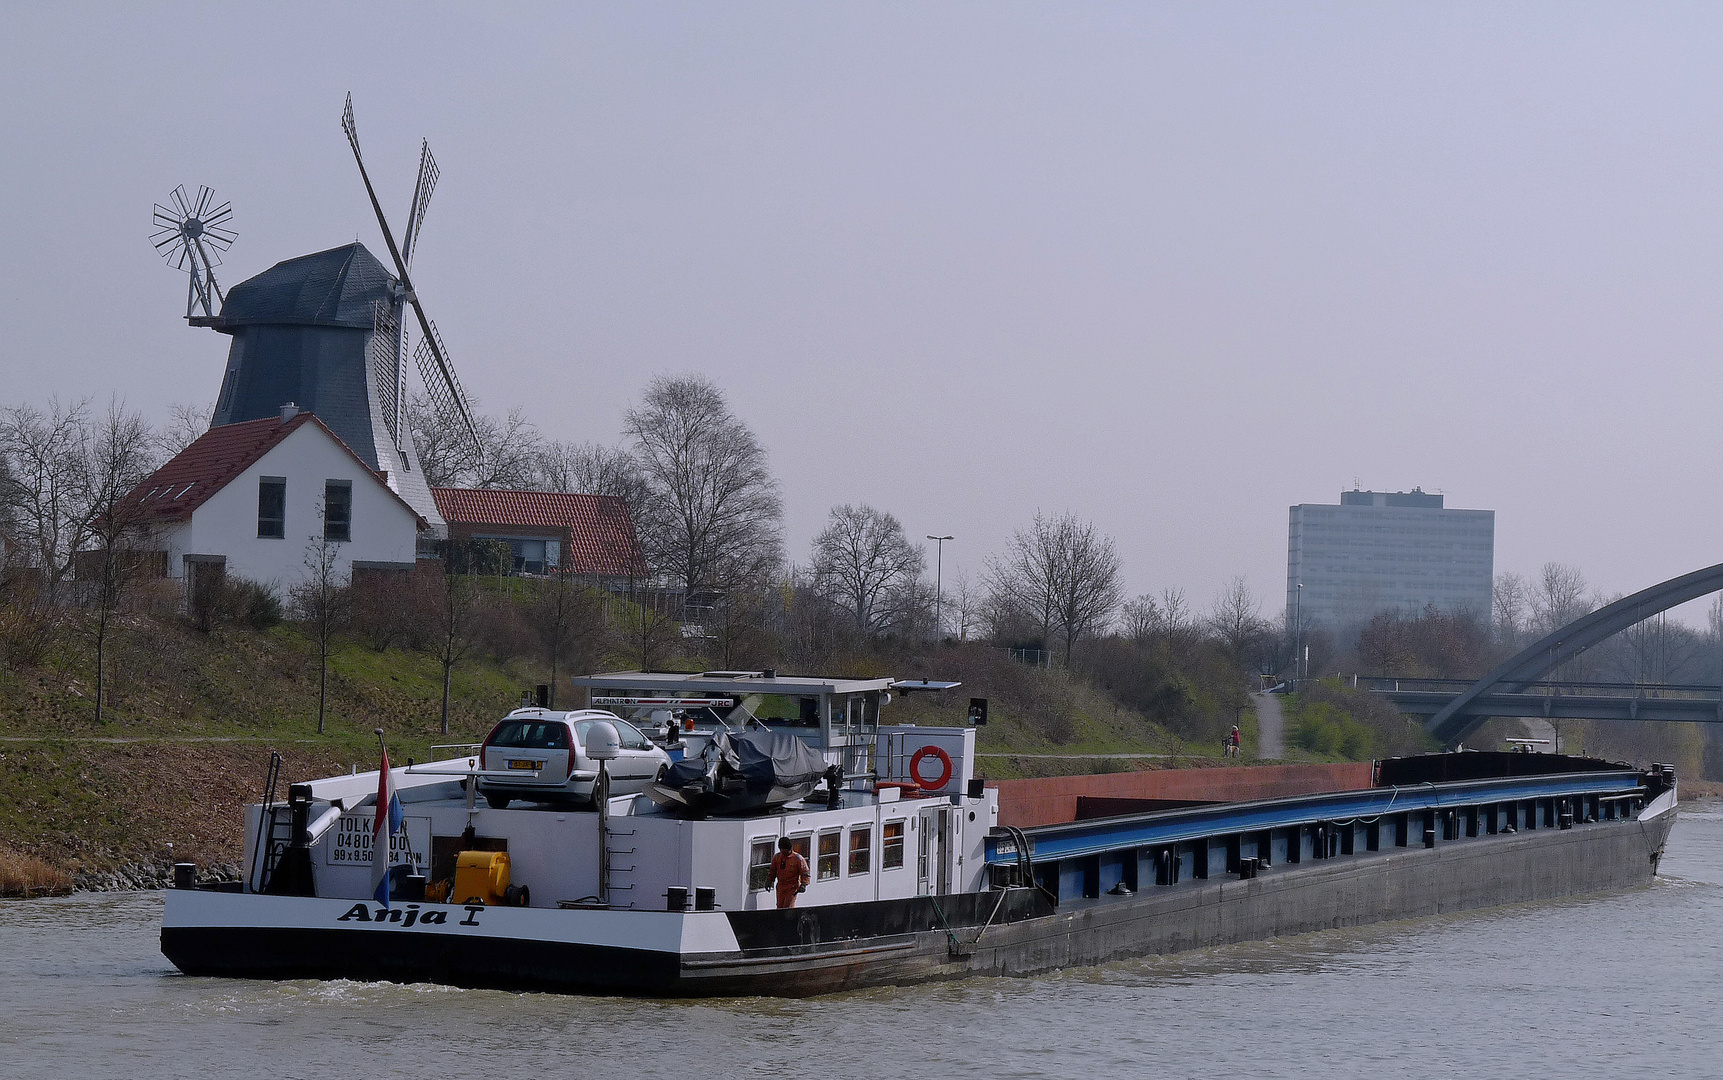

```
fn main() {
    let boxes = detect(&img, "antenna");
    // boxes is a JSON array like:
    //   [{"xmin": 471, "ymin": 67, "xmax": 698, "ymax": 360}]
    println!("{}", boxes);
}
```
[
  {"xmin": 341, "ymin": 93, "xmax": 482, "ymax": 468},
  {"xmin": 151, "ymin": 185, "xmax": 236, "ymax": 321}
]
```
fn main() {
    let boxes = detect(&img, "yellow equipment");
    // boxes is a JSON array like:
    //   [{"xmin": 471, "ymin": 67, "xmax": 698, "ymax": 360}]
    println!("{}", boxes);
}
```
[{"xmin": 453, "ymin": 850, "xmax": 511, "ymax": 906}]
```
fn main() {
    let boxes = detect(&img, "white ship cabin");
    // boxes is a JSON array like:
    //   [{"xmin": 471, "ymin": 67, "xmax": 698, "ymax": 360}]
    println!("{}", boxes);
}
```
[{"xmin": 244, "ymin": 670, "xmax": 996, "ymax": 912}]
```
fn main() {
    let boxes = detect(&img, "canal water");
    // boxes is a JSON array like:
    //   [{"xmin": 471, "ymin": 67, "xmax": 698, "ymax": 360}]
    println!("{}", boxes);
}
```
[{"xmin": 4, "ymin": 805, "xmax": 1719, "ymax": 1080}]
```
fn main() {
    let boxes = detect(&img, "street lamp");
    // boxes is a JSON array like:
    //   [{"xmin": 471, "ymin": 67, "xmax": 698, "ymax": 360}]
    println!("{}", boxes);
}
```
[
  {"xmin": 1294, "ymin": 582, "xmax": 1303, "ymax": 682},
  {"xmin": 927, "ymin": 535, "xmax": 953, "ymax": 637}
]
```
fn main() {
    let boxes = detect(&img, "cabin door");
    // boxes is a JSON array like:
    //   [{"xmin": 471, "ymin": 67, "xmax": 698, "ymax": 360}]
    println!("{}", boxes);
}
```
[
  {"xmin": 918, "ymin": 807, "xmax": 950, "ymax": 896},
  {"xmin": 936, "ymin": 807, "xmax": 952, "ymax": 895}
]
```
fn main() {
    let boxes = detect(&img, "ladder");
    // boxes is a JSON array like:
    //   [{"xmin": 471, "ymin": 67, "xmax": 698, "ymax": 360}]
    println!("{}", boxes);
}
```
[{"xmin": 251, "ymin": 752, "xmax": 292, "ymax": 892}]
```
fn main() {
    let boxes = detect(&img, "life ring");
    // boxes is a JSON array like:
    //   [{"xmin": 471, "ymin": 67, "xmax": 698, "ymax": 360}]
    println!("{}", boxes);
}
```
[{"xmin": 909, "ymin": 745, "xmax": 953, "ymax": 790}]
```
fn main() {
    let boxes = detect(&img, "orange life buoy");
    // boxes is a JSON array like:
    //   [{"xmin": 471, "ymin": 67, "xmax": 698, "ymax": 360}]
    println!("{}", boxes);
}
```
[{"xmin": 909, "ymin": 745, "xmax": 953, "ymax": 790}]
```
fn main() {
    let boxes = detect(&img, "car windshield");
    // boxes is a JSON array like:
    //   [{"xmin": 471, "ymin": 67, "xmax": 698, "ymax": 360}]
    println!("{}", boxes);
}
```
[{"xmin": 489, "ymin": 720, "xmax": 571, "ymax": 750}]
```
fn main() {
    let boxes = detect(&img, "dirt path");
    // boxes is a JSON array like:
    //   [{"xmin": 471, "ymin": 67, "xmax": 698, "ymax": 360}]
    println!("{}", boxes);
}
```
[{"xmin": 1253, "ymin": 691, "xmax": 1285, "ymax": 759}]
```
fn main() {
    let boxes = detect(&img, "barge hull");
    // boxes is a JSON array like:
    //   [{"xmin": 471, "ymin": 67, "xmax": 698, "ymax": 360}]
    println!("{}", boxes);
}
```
[{"xmin": 162, "ymin": 803, "xmax": 1674, "ymax": 997}]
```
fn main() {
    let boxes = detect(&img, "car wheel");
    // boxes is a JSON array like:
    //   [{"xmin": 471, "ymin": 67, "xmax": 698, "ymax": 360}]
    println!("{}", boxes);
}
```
[
  {"xmin": 485, "ymin": 794, "xmax": 511, "ymax": 810},
  {"xmin": 654, "ymin": 764, "xmax": 669, "ymax": 783}
]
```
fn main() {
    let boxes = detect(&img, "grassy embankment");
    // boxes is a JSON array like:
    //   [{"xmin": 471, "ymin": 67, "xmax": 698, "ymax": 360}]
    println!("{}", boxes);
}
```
[
  {"xmin": 0, "ymin": 616, "xmax": 1256, "ymax": 892},
  {"xmin": 0, "ymin": 614, "xmax": 529, "ymax": 889}
]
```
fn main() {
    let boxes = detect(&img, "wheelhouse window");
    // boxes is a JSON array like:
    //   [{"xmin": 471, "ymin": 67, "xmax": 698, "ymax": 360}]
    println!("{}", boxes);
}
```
[
  {"xmin": 257, "ymin": 477, "xmax": 285, "ymax": 538},
  {"xmin": 848, "ymin": 825, "xmax": 871, "ymax": 875},
  {"xmin": 324, "ymin": 480, "xmax": 352, "ymax": 542},
  {"xmin": 748, "ymin": 839, "xmax": 775, "ymax": 892},
  {"xmin": 817, "ymin": 831, "xmax": 840, "ymax": 880},
  {"xmin": 882, "ymin": 820, "xmax": 905, "ymax": 870}
]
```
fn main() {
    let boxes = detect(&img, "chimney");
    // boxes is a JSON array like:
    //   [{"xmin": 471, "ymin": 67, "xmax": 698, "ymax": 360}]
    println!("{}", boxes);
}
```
[{"xmin": 280, "ymin": 402, "xmax": 299, "ymax": 424}]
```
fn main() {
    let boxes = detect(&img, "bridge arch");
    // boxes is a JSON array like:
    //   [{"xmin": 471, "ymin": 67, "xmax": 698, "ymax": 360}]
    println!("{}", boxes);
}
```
[{"xmin": 1428, "ymin": 561, "xmax": 1723, "ymax": 745}]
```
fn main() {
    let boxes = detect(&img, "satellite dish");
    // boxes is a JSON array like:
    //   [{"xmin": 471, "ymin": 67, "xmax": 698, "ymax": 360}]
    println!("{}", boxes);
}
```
[{"xmin": 585, "ymin": 721, "xmax": 621, "ymax": 761}]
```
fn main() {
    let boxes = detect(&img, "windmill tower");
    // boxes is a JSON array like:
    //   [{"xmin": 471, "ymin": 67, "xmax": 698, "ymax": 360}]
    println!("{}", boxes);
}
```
[{"xmin": 155, "ymin": 96, "xmax": 486, "ymax": 532}]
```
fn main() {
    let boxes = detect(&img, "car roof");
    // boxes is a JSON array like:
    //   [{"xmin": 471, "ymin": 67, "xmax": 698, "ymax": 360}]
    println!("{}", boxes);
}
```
[{"xmin": 497, "ymin": 708, "xmax": 624, "ymax": 723}]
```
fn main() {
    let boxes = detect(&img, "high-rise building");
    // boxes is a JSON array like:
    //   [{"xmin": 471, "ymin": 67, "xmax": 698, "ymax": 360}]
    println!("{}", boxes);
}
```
[{"xmin": 1287, "ymin": 489, "xmax": 1494, "ymax": 636}]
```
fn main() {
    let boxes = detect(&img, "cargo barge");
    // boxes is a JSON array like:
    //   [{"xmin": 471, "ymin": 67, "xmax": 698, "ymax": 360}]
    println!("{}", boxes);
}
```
[{"xmin": 160, "ymin": 670, "xmax": 1678, "ymax": 997}]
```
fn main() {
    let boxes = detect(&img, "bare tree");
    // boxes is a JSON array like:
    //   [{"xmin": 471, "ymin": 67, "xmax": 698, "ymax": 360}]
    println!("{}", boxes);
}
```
[
  {"xmin": 1208, "ymin": 576, "xmax": 1268, "ymax": 660},
  {"xmin": 947, "ymin": 567, "xmax": 980, "ymax": 641},
  {"xmin": 625, "ymin": 375, "xmax": 783, "ymax": 595},
  {"xmin": 158, "ymin": 401, "xmax": 212, "ymax": 459},
  {"xmin": 988, "ymin": 511, "xmax": 1123, "ymax": 665},
  {"xmin": 1531, "ymin": 563, "xmax": 1591, "ymax": 633},
  {"xmin": 529, "ymin": 571, "xmax": 600, "ymax": 708},
  {"xmin": 1493, "ymin": 571, "xmax": 1528, "ymax": 647},
  {"xmin": 1121, "ymin": 593, "xmax": 1162, "ymax": 644},
  {"xmin": 809, "ymin": 504, "xmax": 925, "ymax": 634},
  {"xmin": 77, "ymin": 400, "xmax": 159, "ymax": 724},
  {"xmin": 290, "ymin": 534, "xmax": 351, "ymax": 735},
  {"xmin": 0, "ymin": 399, "xmax": 91, "ymax": 609},
  {"xmin": 408, "ymin": 392, "xmax": 544, "ymax": 489},
  {"xmin": 429, "ymin": 569, "xmax": 483, "ymax": 735},
  {"xmin": 537, "ymin": 440, "xmax": 651, "ymax": 508}
]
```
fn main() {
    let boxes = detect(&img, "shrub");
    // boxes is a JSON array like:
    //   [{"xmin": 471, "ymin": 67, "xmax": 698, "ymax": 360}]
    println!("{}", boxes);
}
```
[
  {"xmin": 221, "ymin": 577, "xmax": 283, "ymax": 630},
  {"xmin": 1286, "ymin": 678, "xmax": 1431, "ymax": 760}
]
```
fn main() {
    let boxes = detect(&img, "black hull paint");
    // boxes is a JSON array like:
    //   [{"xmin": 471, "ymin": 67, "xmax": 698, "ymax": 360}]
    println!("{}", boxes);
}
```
[{"xmin": 162, "ymin": 811, "xmax": 1675, "ymax": 997}]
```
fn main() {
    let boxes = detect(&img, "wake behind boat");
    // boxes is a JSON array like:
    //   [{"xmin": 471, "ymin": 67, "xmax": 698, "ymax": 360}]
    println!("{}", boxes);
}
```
[{"xmin": 160, "ymin": 669, "xmax": 1677, "ymax": 997}]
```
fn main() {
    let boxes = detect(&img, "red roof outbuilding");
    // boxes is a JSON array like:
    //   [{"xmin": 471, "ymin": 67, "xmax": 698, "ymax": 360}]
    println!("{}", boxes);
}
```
[{"xmin": 431, "ymin": 487, "xmax": 648, "ymax": 578}]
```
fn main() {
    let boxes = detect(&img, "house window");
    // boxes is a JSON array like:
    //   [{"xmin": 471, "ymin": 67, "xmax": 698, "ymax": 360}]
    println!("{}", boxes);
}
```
[
  {"xmin": 848, "ymin": 825, "xmax": 871, "ymax": 875},
  {"xmin": 324, "ymin": 480, "xmax": 352, "ymax": 542},
  {"xmin": 817, "ymin": 830, "xmax": 840, "ymax": 881},
  {"xmin": 748, "ymin": 839, "xmax": 775, "ymax": 892},
  {"xmin": 257, "ymin": 477, "xmax": 285, "ymax": 539},
  {"xmin": 882, "ymin": 820, "xmax": 905, "ymax": 870}
]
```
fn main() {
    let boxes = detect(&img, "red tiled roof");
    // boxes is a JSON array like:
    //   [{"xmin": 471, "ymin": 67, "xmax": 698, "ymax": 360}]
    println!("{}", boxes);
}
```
[
  {"xmin": 431, "ymin": 487, "xmax": 648, "ymax": 577},
  {"xmin": 122, "ymin": 413, "xmax": 424, "ymax": 526}
]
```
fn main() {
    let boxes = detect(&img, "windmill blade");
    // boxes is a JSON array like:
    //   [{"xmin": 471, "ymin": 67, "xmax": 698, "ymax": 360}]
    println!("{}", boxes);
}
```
[
  {"xmin": 341, "ymin": 93, "xmax": 482, "ymax": 461},
  {"xmin": 402, "ymin": 140, "xmax": 438, "ymax": 270},
  {"xmin": 371, "ymin": 299, "xmax": 403, "ymax": 447},
  {"xmin": 410, "ymin": 312, "xmax": 483, "ymax": 464}
]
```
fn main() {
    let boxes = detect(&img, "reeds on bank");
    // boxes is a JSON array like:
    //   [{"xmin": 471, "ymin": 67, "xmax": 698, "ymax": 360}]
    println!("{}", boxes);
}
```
[{"xmin": 0, "ymin": 846, "xmax": 72, "ymax": 898}]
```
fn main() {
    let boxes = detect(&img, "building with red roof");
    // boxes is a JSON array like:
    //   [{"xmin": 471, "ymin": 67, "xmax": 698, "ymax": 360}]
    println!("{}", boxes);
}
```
[
  {"xmin": 431, "ymin": 487, "xmax": 648, "ymax": 582},
  {"xmin": 123, "ymin": 404, "xmax": 429, "ymax": 593}
]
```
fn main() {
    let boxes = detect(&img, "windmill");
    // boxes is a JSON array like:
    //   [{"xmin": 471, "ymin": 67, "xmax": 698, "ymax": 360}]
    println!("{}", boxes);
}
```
[
  {"xmin": 151, "ymin": 185, "xmax": 237, "ymax": 322},
  {"xmin": 340, "ymin": 93, "xmax": 482, "ymax": 470},
  {"xmin": 152, "ymin": 97, "xmax": 509, "ymax": 530}
]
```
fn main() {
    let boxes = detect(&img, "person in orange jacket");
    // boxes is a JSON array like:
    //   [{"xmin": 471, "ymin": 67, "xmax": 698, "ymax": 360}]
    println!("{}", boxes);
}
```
[{"xmin": 768, "ymin": 837, "xmax": 810, "ymax": 909}]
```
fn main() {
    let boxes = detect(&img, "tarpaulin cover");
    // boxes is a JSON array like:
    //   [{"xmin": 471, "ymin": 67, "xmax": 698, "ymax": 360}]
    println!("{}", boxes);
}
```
[
  {"xmin": 665, "ymin": 757, "xmax": 709, "ymax": 787},
  {"xmin": 662, "ymin": 729, "xmax": 828, "ymax": 791},
  {"xmin": 722, "ymin": 729, "xmax": 828, "ymax": 790}
]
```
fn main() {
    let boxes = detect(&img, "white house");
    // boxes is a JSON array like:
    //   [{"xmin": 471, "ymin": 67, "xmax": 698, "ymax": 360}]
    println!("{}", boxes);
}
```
[{"xmin": 123, "ymin": 405, "xmax": 428, "ymax": 595}]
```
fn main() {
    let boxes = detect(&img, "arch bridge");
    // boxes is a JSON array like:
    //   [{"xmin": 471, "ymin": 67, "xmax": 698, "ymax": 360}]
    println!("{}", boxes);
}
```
[{"xmin": 1361, "ymin": 562, "xmax": 1723, "ymax": 746}]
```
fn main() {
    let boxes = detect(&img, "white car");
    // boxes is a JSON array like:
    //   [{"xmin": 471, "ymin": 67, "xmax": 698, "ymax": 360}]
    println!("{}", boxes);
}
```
[{"xmin": 475, "ymin": 708, "xmax": 671, "ymax": 809}]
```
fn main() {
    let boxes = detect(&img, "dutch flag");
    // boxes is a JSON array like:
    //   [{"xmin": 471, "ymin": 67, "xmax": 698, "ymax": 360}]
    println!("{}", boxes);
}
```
[{"xmin": 370, "ymin": 739, "xmax": 405, "ymax": 909}]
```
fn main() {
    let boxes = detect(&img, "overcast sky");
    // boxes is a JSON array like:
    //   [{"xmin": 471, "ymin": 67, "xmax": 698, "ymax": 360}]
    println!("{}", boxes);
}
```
[{"xmin": 5, "ymin": 3, "xmax": 1723, "ymax": 622}]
